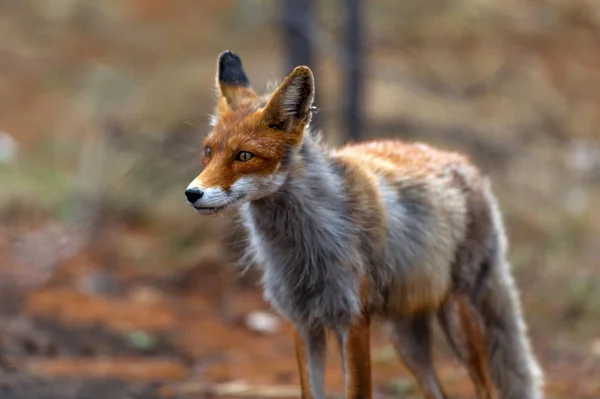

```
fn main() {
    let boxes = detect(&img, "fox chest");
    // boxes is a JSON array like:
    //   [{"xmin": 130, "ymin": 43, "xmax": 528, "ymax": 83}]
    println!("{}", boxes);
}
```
[
  {"xmin": 258, "ymin": 251, "xmax": 361, "ymax": 329},
  {"xmin": 241, "ymin": 205, "xmax": 363, "ymax": 329}
]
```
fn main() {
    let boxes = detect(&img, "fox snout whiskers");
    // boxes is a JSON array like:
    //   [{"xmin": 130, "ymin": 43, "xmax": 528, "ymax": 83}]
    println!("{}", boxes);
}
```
[
  {"xmin": 184, "ymin": 187, "xmax": 219, "ymax": 214},
  {"xmin": 185, "ymin": 181, "xmax": 245, "ymax": 214}
]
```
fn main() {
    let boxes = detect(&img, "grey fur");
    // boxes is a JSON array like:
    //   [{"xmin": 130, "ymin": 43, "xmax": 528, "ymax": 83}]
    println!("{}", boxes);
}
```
[
  {"xmin": 235, "ymin": 133, "xmax": 543, "ymax": 399},
  {"xmin": 240, "ymin": 137, "xmax": 363, "ymax": 330},
  {"xmin": 335, "ymin": 330, "xmax": 347, "ymax": 391},
  {"xmin": 474, "ymin": 187, "xmax": 544, "ymax": 399},
  {"xmin": 298, "ymin": 326, "xmax": 327, "ymax": 399},
  {"xmin": 388, "ymin": 315, "xmax": 447, "ymax": 399}
]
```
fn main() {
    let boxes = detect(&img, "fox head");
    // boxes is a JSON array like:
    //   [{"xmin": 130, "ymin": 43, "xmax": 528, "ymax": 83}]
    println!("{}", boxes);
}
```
[{"xmin": 185, "ymin": 50, "xmax": 316, "ymax": 214}]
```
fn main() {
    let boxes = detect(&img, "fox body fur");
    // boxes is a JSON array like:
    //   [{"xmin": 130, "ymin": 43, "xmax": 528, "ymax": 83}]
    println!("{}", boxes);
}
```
[{"xmin": 185, "ymin": 50, "xmax": 544, "ymax": 399}]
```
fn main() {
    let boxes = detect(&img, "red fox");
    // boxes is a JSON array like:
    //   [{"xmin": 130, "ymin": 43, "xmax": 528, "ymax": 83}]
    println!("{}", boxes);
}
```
[{"xmin": 185, "ymin": 50, "xmax": 544, "ymax": 399}]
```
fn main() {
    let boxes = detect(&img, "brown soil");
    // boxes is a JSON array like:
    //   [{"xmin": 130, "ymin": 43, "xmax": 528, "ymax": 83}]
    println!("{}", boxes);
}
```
[{"xmin": 1, "ymin": 250, "xmax": 598, "ymax": 399}]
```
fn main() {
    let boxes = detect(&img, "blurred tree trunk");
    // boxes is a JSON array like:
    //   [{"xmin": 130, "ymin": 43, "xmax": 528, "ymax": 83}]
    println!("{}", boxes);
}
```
[
  {"xmin": 281, "ymin": 0, "xmax": 320, "ymax": 130},
  {"xmin": 343, "ymin": 0, "xmax": 363, "ymax": 142}
]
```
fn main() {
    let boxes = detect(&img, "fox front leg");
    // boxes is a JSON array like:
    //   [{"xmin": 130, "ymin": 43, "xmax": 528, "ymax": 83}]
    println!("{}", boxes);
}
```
[
  {"xmin": 295, "ymin": 326, "xmax": 327, "ymax": 399},
  {"xmin": 336, "ymin": 314, "xmax": 373, "ymax": 399}
]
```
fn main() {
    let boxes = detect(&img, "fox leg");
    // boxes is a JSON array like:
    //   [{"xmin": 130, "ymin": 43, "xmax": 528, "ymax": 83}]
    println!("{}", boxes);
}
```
[
  {"xmin": 388, "ymin": 314, "xmax": 448, "ymax": 399},
  {"xmin": 438, "ymin": 293, "xmax": 496, "ymax": 399},
  {"xmin": 295, "ymin": 327, "xmax": 327, "ymax": 399},
  {"xmin": 337, "ymin": 313, "xmax": 373, "ymax": 399},
  {"xmin": 456, "ymin": 293, "xmax": 497, "ymax": 399}
]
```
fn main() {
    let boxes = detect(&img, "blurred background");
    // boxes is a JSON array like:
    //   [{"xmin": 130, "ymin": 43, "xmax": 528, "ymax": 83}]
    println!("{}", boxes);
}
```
[{"xmin": 0, "ymin": 0, "xmax": 599, "ymax": 398}]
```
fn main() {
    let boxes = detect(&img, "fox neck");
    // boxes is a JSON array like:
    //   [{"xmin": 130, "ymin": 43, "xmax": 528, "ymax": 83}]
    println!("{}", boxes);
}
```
[
  {"xmin": 240, "ymin": 131, "xmax": 360, "ymax": 289},
  {"xmin": 250, "ymin": 132, "xmax": 344, "ymax": 221}
]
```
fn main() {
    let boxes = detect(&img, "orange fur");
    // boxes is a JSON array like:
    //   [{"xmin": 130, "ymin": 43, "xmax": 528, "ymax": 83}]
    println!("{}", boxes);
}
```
[
  {"xmin": 343, "ymin": 278, "xmax": 373, "ymax": 399},
  {"xmin": 333, "ymin": 140, "xmax": 477, "ymax": 183},
  {"xmin": 455, "ymin": 293, "xmax": 497, "ymax": 399},
  {"xmin": 344, "ymin": 314, "xmax": 372, "ymax": 399},
  {"xmin": 200, "ymin": 108, "xmax": 300, "ymax": 190}
]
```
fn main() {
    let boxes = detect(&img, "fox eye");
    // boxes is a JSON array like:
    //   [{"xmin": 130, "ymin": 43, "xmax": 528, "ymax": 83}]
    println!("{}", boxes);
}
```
[
  {"xmin": 204, "ymin": 147, "xmax": 212, "ymax": 158},
  {"xmin": 236, "ymin": 151, "xmax": 254, "ymax": 162}
]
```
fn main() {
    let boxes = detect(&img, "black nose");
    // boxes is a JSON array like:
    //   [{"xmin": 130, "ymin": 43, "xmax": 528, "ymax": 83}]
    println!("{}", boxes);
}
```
[{"xmin": 185, "ymin": 188, "xmax": 204, "ymax": 203}]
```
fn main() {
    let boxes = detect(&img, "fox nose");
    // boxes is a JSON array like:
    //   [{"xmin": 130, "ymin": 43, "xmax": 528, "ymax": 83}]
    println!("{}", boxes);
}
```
[{"xmin": 185, "ymin": 188, "xmax": 204, "ymax": 203}]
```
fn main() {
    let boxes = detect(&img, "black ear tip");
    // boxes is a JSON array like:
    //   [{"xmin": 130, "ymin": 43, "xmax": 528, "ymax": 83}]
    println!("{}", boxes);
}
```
[
  {"xmin": 219, "ymin": 50, "xmax": 240, "ymax": 63},
  {"xmin": 218, "ymin": 50, "xmax": 249, "ymax": 86}
]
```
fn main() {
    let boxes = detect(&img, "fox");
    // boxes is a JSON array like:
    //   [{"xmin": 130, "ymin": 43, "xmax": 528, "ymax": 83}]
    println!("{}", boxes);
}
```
[{"xmin": 185, "ymin": 50, "xmax": 544, "ymax": 399}]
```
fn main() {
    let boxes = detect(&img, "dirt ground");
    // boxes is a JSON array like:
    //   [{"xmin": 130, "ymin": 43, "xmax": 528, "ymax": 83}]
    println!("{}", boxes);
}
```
[{"xmin": 1, "ymin": 245, "xmax": 599, "ymax": 399}]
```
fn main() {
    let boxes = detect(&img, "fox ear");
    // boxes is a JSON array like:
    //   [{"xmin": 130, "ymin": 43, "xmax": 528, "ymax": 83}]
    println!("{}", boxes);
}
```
[
  {"xmin": 216, "ymin": 50, "xmax": 257, "ymax": 111},
  {"xmin": 262, "ymin": 66, "xmax": 315, "ymax": 131}
]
